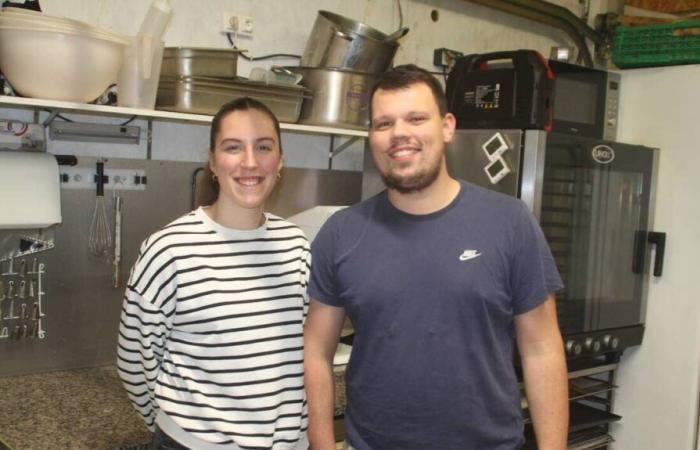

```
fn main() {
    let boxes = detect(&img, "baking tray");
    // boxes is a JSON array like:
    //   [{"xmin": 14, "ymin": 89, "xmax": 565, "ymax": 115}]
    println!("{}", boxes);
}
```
[
  {"xmin": 156, "ymin": 76, "xmax": 307, "ymax": 123},
  {"xmin": 161, "ymin": 47, "xmax": 242, "ymax": 78}
]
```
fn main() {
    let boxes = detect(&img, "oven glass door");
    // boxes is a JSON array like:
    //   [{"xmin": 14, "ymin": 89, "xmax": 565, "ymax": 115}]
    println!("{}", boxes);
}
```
[{"xmin": 541, "ymin": 133, "xmax": 655, "ymax": 333}]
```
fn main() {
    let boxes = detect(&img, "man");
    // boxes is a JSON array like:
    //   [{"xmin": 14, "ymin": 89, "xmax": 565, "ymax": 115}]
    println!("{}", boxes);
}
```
[{"xmin": 304, "ymin": 64, "xmax": 568, "ymax": 450}]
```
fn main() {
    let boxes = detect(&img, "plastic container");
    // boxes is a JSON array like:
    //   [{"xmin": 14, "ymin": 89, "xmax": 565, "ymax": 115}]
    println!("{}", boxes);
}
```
[
  {"xmin": 137, "ymin": 0, "xmax": 172, "ymax": 40},
  {"xmin": 613, "ymin": 20, "xmax": 700, "ymax": 68},
  {"xmin": 0, "ymin": 25, "xmax": 125, "ymax": 102},
  {"xmin": 117, "ymin": 35, "xmax": 165, "ymax": 109}
]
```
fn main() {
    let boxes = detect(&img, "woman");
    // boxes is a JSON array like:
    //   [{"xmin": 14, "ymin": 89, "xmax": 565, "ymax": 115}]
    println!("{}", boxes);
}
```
[{"xmin": 117, "ymin": 97, "xmax": 310, "ymax": 450}]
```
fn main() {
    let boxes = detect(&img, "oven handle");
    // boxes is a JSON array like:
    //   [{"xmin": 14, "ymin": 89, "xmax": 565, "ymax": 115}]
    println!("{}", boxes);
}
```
[
  {"xmin": 647, "ymin": 232, "xmax": 667, "ymax": 277},
  {"xmin": 633, "ymin": 230, "xmax": 667, "ymax": 277}
]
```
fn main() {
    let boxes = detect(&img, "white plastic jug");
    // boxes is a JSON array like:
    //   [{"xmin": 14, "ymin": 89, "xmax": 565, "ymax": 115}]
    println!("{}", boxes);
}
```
[
  {"xmin": 117, "ymin": 35, "xmax": 164, "ymax": 109},
  {"xmin": 138, "ymin": 0, "xmax": 172, "ymax": 41}
]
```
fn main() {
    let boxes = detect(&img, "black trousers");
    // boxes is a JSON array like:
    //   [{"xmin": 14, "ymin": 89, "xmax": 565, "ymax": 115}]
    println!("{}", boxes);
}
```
[{"xmin": 151, "ymin": 426, "xmax": 191, "ymax": 450}]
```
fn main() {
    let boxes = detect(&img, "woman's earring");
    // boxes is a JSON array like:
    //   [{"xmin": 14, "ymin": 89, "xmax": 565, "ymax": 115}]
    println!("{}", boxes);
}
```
[
  {"xmin": 276, "ymin": 172, "xmax": 281, "ymax": 180},
  {"xmin": 212, "ymin": 174, "xmax": 218, "ymax": 181}
]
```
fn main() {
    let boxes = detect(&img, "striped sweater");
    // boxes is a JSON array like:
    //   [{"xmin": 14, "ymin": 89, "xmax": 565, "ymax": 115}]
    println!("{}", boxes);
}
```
[{"xmin": 117, "ymin": 207, "xmax": 310, "ymax": 450}]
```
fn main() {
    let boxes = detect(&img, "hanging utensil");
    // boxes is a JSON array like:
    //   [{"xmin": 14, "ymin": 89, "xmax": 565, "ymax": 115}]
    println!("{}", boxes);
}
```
[
  {"xmin": 88, "ymin": 161, "xmax": 112, "ymax": 259},
  {"xmin": 112, "ymin": 182, "xmax": 123, "ymax": 288}
]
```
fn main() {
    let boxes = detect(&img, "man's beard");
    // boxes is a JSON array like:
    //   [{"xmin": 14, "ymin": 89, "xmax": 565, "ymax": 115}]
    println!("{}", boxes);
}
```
[{"xmin": 380, "ymin": 160, "xmax": 442, "ymax": 194}]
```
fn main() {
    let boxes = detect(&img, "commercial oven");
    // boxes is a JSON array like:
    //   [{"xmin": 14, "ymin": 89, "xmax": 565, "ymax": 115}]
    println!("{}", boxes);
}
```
[{"xmin": 446, "ymin": 129, "xmax": 666, "ymax": 359}]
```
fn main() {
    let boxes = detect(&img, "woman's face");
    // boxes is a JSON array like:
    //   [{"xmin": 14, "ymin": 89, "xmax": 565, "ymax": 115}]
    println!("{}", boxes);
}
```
[{"xmin": 209, "ymin": 109, "xmax": 283, "ymax": 211}]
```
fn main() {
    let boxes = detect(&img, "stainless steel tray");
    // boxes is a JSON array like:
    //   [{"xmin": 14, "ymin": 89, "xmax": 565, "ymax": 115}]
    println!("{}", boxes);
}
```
[
  {"xmin": 156, "ymin": 76, "xmax": 307, "ymax": 123},
  {"xmin": 161, "ymin": 47, "xmax": 243, "ymax": 78}
]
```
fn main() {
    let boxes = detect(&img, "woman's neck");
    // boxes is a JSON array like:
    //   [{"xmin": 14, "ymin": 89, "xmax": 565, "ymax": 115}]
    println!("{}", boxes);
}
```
[{"xmin": 204, "ymin": 200, "xmax": 265, "ymax": 230}]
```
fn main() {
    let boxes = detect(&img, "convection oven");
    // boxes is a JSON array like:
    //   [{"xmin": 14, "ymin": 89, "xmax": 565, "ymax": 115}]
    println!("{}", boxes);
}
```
[{"xmin": 445, "ymin": 129, "xmax": 666, "ymax": 359}]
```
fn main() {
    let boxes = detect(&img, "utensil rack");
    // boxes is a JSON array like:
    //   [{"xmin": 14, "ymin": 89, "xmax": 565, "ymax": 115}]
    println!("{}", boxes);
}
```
[{"xmin": 0, "ymin": 256, "xmax": 47, "ymax": 340}]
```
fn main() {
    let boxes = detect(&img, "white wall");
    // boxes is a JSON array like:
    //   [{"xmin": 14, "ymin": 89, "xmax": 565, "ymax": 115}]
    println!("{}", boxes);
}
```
[
  {"xmin": 613, "ymin": 65, "xmax": 700, "ymax": 450},
  {"xmin": 1, "ymin": 0, "xmax": 595, "ymax": 169}
]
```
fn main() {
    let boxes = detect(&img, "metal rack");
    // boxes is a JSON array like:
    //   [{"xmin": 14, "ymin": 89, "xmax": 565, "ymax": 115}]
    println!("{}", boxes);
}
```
[
  {"xmin": 523, "ymin": 361, "xmax": 621, "ymax": 450},
  {"xmin": 0, "ymin": 95, "xmax": 367, "ymax": 162}
]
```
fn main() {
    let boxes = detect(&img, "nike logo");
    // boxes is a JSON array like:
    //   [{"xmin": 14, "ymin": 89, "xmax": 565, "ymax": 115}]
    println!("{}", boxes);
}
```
[{"xmin": 459, "ymin": 250, "xmax": 482, "ymax": 261}]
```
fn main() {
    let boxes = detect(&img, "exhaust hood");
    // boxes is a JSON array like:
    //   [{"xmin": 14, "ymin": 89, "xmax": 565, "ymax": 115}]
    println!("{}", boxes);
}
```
[{"xmin": 0, "ymin": 151, "xmax": 62, "ymax": 229}]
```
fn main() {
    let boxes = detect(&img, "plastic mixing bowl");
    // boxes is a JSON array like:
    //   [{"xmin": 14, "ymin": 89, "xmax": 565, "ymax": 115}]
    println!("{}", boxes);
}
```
[{"xmin": 0, "ymin": 25, "xmax": 126, "ymax": 102}]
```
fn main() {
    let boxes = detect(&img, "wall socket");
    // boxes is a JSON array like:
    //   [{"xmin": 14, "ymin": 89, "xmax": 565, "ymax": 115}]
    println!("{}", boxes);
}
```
[
  {"xmin": 221, "ymin": 12, "xmax": 253, "ymax": 36},
  {"xmin": 433, "ymin": 48, "xmax": 464, "ymax": 69}
]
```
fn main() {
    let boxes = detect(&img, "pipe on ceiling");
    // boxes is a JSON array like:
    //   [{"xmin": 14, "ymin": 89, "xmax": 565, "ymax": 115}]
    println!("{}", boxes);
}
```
[{"xmin": 465, "ymin": 0, "xmax": 605, "ymax": 67}]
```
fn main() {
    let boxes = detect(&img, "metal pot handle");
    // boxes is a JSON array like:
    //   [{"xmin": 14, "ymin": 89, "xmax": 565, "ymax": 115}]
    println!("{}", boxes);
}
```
[{"xmin": 332, "ymin": 28, "xmax": 354, "ymax": 42}]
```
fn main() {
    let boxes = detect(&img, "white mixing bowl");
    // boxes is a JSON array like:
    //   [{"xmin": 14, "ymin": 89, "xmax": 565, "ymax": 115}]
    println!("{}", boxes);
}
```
[
  {"xmin": 0, "ymin": 25, "xmax": 126, "ymax": 102},
  {"xmin": 0, "ymin": 8, "xmax": 126, "ymax": 41},
  {"xmin": 0, "ymin": 16, "xmax": 126, "ymax": 42}
]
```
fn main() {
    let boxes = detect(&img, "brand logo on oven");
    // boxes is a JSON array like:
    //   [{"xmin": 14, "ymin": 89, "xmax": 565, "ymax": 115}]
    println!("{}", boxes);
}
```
[{"xmin": 591, "ymin": 145, "xmax": 615, "ymax": 164}]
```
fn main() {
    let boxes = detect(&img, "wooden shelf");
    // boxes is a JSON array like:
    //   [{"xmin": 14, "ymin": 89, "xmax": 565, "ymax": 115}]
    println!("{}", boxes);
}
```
[{"xmin": 0, "ymin": 95, "xmax": 368, "ymax": 138}]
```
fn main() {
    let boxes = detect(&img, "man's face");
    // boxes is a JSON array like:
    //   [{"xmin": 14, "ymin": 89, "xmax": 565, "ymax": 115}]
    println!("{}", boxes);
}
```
[{"xmin": 368, "ymin": 83, "xmax": 455, "ymax": 194}]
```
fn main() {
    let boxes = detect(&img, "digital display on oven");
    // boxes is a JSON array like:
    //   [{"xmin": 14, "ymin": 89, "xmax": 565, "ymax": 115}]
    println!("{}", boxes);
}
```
[{"xmin": 554, "ymin": 77, "xmax": 598, "ymax": 124}]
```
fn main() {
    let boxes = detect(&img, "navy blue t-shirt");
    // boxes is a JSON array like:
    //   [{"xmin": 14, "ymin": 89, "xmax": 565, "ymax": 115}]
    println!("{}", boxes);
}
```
[{"xmin": 309, "ymin": 181, "xmax": 563, "ymax": 450}]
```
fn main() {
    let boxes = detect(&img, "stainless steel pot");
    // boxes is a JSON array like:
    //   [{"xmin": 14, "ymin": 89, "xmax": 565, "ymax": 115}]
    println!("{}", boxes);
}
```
[
  {"xmin": 287, "ymin": 66, "xmax": 379, "ymax": 129},
  {"xmin": 302, "ymin": 11, "xmax": 408, "ymax": 74},
  {"xmin": 161, "ymin": 47, "xmax": 242, "ymax": 78}
]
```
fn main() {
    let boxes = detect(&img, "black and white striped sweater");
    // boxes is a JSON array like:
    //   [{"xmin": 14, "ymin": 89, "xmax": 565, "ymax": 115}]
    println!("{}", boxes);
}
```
[{"xmin": 117, "ymin": 207, "xmax": 310, "ymax": 450}]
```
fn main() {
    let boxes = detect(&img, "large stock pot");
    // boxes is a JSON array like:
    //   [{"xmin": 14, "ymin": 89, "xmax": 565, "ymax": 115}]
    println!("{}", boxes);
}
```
[
  {"xmin": 301, "ymin": 10, "xmax": 408, "ymax": 74},
  {"xmin": 286, "ymin": 66, "xmax": 379, "ymax": 129}
]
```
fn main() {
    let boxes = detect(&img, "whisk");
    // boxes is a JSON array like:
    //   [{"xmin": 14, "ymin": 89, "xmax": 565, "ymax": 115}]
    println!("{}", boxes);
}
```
[{"xmin": 88, "ymin": 161, "xmax": 112, "ymax": 258}]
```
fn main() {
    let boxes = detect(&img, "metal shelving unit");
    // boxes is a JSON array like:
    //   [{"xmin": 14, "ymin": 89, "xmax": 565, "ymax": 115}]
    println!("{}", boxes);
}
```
[
  {"xmin": 0, "ymin": 95, "xmax": 367, "ymax": 164},
  {"xmin": 0, "ymin": 95, "xmax": 368, "ymax": 137}
]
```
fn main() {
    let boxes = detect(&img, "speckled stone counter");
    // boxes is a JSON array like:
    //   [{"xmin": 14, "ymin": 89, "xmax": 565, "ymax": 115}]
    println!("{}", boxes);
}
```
[
  {"xmin": 0, "ymin": 365, "xmax": 348, "ymax": 450},
  {"xmin": 0, "ymin": 366, "xmax": 150, "ymax": 450}
]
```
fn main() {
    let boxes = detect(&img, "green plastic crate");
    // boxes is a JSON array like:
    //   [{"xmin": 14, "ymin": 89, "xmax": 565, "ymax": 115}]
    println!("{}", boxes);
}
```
[{"xmin": 613, "ymin": 20, "xmax": 700, "ymax": 68}]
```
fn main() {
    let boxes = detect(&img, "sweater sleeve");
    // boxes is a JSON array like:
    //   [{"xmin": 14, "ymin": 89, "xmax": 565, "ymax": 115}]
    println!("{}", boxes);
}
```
[
  {"xmin": 301, "ymin": 239, "xmax": 312, "ymax": 321},
  {"xmin": 116, "ymin": 237, "xmax": 177, "ymax": 430}
]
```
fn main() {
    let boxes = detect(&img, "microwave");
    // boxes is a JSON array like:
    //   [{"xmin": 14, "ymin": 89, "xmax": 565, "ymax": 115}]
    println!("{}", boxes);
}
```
[{"xmin": 548, "ymin": 60, "xmax": 621, "ymax": 141}]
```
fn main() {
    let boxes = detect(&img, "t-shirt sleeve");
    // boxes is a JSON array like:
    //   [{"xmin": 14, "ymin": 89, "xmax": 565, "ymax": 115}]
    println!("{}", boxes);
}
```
[
  {"xmin": 308, "ymin": 215, "xmax": 344, "ymax": 307},
  {"xmin": 510, "ymin": 202, "xmax": 564, "ymax": 315}
]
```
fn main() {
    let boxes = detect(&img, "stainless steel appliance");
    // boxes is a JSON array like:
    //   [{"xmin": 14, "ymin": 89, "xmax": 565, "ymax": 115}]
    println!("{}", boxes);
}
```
[
  {"xmin": 548, "ymin": 60, "xmax": 621, "ymax": 141},
  {"xmin": 446, "ymin": 52, "xmax": 621, "ymax": 140},
  {"xmin": 446, "ymin": 129, "xmax": 665, "ymax": 359}
]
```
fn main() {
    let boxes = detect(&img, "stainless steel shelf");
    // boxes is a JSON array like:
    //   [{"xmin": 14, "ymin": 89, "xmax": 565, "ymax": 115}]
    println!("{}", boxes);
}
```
[{"xmin": 0, "ymin": 95, "xmax": 368, "ymax": 138}]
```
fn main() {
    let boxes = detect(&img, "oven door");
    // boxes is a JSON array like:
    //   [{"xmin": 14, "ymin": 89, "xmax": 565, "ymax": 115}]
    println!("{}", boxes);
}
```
[{"xmin": 540, "ymin": 132, "xmax": 657, "ymax": 333}]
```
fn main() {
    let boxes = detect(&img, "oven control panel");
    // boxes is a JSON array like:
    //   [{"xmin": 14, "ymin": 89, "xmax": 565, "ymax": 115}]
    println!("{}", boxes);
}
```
[{"xmin": 564, "ymin": 326, "xmax": 644, "ymax": 359}]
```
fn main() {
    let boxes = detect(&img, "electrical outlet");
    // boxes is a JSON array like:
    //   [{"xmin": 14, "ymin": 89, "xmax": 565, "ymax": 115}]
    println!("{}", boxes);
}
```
[
  {"xmin": 433, "ymin": 48, "xmax": 464, "ymax": 68},
  {"xmin": 221, "ymin": 12, "xmax": 253, "ymax": 36}
]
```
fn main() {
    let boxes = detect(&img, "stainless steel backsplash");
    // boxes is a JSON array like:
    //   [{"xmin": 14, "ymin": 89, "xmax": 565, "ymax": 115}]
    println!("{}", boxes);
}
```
[{"xmin": 0, "ymin": 156, "xmax": 362, "ymax": 377}]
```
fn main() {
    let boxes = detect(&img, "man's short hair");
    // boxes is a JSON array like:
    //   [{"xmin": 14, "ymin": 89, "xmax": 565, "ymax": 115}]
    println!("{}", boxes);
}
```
[{"xmin": 369, "ymin": 64, "xmax": 448, "ymax": 118}]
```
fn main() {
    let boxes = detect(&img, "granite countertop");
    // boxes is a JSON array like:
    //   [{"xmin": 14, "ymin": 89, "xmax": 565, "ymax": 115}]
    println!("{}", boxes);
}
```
[
  {"xmin": 0, "ymin": 366, "xmax": 150, "ymax": 450},
  {"xmin": 0, "ymin": 365, "xmax": 348, "ymax": 450}
]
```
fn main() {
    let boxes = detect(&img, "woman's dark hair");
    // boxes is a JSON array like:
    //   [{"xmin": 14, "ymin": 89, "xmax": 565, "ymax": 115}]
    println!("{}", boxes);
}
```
[
  {"xmin": 369, "ymin": 64, "xmax": 448, "ymax": 118},
  {"xmin": 209, "ymin": 97, "xmax": 282, "ymax": 153},
  {"xmin": 198, "ymin": 97, "xmax": 282, "ymax": 206}
]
